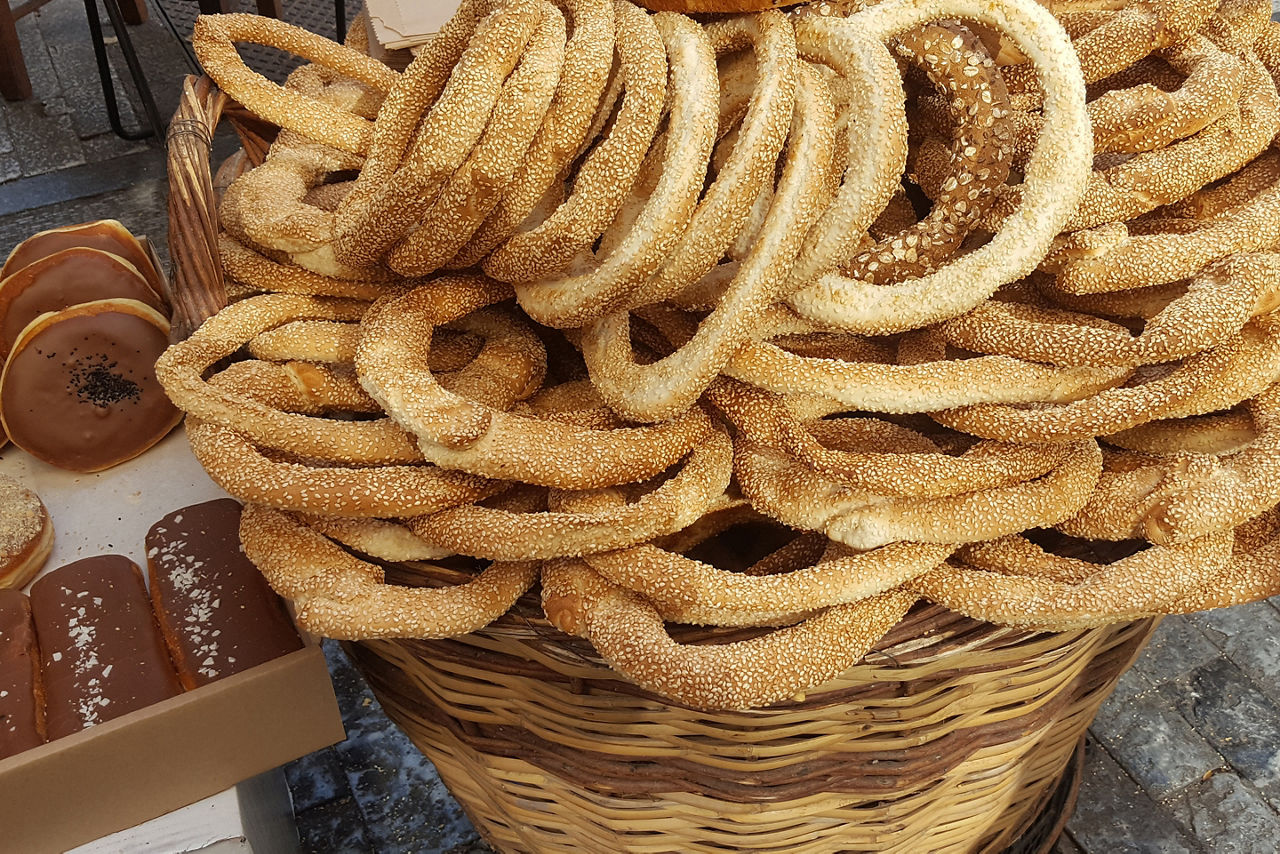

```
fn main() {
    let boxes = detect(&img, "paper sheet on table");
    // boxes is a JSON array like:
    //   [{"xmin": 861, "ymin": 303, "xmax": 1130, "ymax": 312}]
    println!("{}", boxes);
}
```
[{"xmin": 366, "ymin": 0, "xmax": 460, "ymax": 50}]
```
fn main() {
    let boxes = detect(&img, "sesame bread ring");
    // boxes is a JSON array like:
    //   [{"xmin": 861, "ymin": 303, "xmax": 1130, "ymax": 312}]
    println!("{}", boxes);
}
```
[
  {"xmin": 186, "ymin": 417, "xmax": 498, "ymax": 518},
  {"xmin": 578, "ymin": 60, "xmax": 835, "ymax": 422},
  {"xmin": 407, "ymin": 423, "xmax": 732, "ymax": 560},
  {"xmin": 541, "ymin": 557, "xmax": 918, "ymax": 711},
  {"xmin": 1051, "ymin": 152, "xmax": 1280, "ymax": 295},
  {"xmin": 709, "ymin": 378, "xmax": 1074, "ymax": 497},
  {"xmin": 239, "ymin": 504, "xmax": 538, "ymax": 640},
  {"xmin": 609, "ymin": 9, "xmax": 804, "ymax": 309},
  {"xmin": 154, "ymin": 292, "xmax": 430, "ymax": 465},
  {"xmin": 0, "ymin": 219, "xmax": 167, "ymax": 307},
  {"xmin": 334, "ymin": 0, "xmax": 549, "ymax": 271},
  {"xmin": 449, "ymin": 0, "xmax": 616, "ymax": 269},
  {"xmin": 908, "ymin": 529, "xmax": 1233, "ymax": 631},
  {"xmin": 509, "ymin": 11, "xmax": 718, "ymax": 327},
  {"xmin": 1142, "ymin": 383, "xmax": 1280, "ymax": 545},
  {"xmin": 1173, "ymin": 507, "xmax": 1280, "ymax": 613},
  {"xmin": 384, "ymin": 1, "xmax": 567, "ymax": 276},
  {"xmin": 0, "ymin": 475, "xmax": 52, "ymax": 590},
  {"xmin": 585, "ymin": 537, "xmax": 952, "ymax": 628},
  {"xmin": 480, "ymin": 0, "xmax": 668, "ymax": 283},
  {"xmin": 1, "ymin": 299, "xmax": 181, "ymax": 472},
  {"xmin": 190, "ymin": 13, "xmax": 398, "ymax": 155},
  {"xmin": 0, "ymin": 247, "xmax": 167, "ymax": 358},
  {"xmin": 942, "ymin": 256, "xmax": 1280, "ymax": 367},
  {"xmin": 725, "ymin": 327, "xmax": 1132, "ymax": 414},
  {"xmin": 734, "ymin": 435, "xmax": 1102, "ymax": 551},
  {"xmin": 984, "ymin": 54, "xmax": 1280, "ymax": 234},
  {"xmin": 356, "ymin": 282, "xmax": 711, "ymax": 489},
  {"xmin": 932, "ymin": 317, "xmax": 1280, "ymax": 443},
  {"xmin": 1002, "ymin": 0, "xmax": 1218, "ymax": 90}
]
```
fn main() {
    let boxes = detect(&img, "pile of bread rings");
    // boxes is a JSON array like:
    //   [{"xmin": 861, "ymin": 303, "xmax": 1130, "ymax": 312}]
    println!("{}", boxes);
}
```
[{"xmin": 157, "ymin": 0, "xmax": 1280, "ymax": 710}]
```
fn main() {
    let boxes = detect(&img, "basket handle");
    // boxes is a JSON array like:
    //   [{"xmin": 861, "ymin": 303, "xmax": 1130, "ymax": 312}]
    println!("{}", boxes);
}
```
[{"xmin": 166, "ymin": 75, "xmax": 281, "ymax": 342}]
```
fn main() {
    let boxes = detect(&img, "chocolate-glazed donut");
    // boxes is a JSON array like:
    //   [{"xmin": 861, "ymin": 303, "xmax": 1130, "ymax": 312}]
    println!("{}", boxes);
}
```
[
  {"xmin": 0, "ymin": 220, "xmax": 168, "ymax": 307},
  {"xmin": 0, "ymin": 299, "xmax": 182, "ymax": 472},
  {"xmin": 0, "ymin": 248, "xmax": 167, "ymax": 358}
]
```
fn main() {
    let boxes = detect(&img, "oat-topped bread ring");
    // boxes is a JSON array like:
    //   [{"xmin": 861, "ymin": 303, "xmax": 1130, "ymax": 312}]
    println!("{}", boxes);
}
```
[
  {"xmin": 191, "ymin": 13, "xmax": 398, "ymax": 154},
  {"xmin": 0, "ymin": 475, "xmax": 52, "ymax": 590},
  {"xmin": 842, "ymin": 21, "xmax": 1012, "ymax": 285},
  {"xmin": 786, "ymin": 0, "xmax": 1091, "ymax": 334}
]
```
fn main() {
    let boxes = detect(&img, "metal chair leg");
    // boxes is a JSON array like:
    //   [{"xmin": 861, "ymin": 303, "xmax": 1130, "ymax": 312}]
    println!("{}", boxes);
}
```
[{"xmin": 83, "ymin": 0, "xmax": 163, "ymax": 140}]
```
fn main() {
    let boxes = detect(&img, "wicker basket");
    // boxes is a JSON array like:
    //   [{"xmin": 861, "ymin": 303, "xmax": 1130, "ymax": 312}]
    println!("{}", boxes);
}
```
[{"xmin": 165, "ymin": 74, "xmax": 1158, "ymax": 854}]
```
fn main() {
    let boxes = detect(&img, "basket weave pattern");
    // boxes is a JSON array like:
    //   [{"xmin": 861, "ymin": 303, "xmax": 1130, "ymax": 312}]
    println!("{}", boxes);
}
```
[
  {"xmin": 349, "ymin": 600, "xmax": 1153, "ymax": 853},
  {"xmin": 165, "ymin": 77, "xmax": 1157, "ymax": 854}
]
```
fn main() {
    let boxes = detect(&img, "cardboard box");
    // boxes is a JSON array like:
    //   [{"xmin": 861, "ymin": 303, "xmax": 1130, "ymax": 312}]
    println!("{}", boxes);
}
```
[
  {"xmin": 68, "ymin": 770, "xmax": 300, "ymax": 854},
  {"xmin": 0, "ymin": 432, "xmax": 347, "ymax": 854},
  {"xmin": 0, "ymin": 645, "xmax": 341, "ymax": 854}
]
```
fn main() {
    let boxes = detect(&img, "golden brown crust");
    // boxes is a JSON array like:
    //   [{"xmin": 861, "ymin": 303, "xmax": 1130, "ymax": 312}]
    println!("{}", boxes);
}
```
[{"xmin": 0, "ymin": 475, "xmax": 52, "ymax": 590}]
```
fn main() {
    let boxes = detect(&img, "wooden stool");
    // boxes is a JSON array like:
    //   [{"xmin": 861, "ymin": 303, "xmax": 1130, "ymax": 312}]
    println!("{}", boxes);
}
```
[{"xmin": 1, "ymin": 0, "xmax": 146, "ymax": 101}]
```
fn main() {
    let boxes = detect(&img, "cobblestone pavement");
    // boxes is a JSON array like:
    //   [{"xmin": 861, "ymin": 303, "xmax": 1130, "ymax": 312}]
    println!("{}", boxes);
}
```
[{"xmin": 5, "ymin": 2, "xmax": 1280, "ymax": 852}]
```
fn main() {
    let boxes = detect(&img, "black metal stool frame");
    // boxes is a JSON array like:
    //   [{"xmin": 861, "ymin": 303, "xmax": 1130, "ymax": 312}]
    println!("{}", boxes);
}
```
[{"xmin": 83, "ymin": 0, "xmax": 164, "ymax": 140}]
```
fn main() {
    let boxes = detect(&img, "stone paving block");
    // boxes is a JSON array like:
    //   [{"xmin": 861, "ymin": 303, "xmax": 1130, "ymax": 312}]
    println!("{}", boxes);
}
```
[
  {"xmin": 1166, "ymin": 657, "xmax": 1280, "ymax": 811},
  {"xmin": 36, "ymin": 0, "xmax": 140, "ymax": 139},
  {"xmin": 0, "ymin": 169, "xmax": 168, "ymax": 255},
  {"xmin": 80, "ymin": 131, "xmax": 149, "ymax": 164},
  {"xmin": 1132, "ymin": 616, "xmax": 1222, "ymax": 687},
  {"xmin": 284, "ymin": 746, "xmax": 355, "ymax": 814},
  {"xmin": 1054, "ymin": 835, "xmax": 1087, "ymax": 854},
  {"xmin": 0, "ymin": 155, "xmax": 20, "ymax": 186},
  {"xmin": 1065, "ymin": 739, "xmax": 1198, "ymax": 854},
  {"xmin": 338, "ymin": 724, "xmax": 483, "ymax": 854},
  {"xmin": 1161, "ymin": 771, "xmax": 1280, "ymax": 854},
  {"xmin": 1191, "ymin": 602, "xmax": 1280, "ymax": 705},
  {"xmin": 0, "ymin": 108, "xmax": 13, "ymax": 156},
  {"xmin": 322, "ymin": 641, "xmax": 483, "ymax": 853},
  {"xmin": 294, "ymin": 795, "xmax": 374, "ymax": 854},
  {"xmin": 14, "ymin": 12, "xmax": 66, "ymax": 107},
  {"xmin": 2, "ymin": 101, "xmax": 85, "ymax": 178},
  {"xmin": 1091, "ymin": 680, "xmax": 1224, "ymax": 800}
]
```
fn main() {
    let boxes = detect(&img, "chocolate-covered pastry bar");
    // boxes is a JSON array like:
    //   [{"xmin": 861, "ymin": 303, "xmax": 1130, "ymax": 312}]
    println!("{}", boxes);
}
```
[
  {"xmin": 29, "ymin": 556, "xmax": 181, "ymax": 740},
  {"xmin": 147, "ymin": 499, "xmax": 302, "ymax": 690},
  {"xmin": 0, "ymin": 590, "xmax": 43, "ymax": 758}
]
